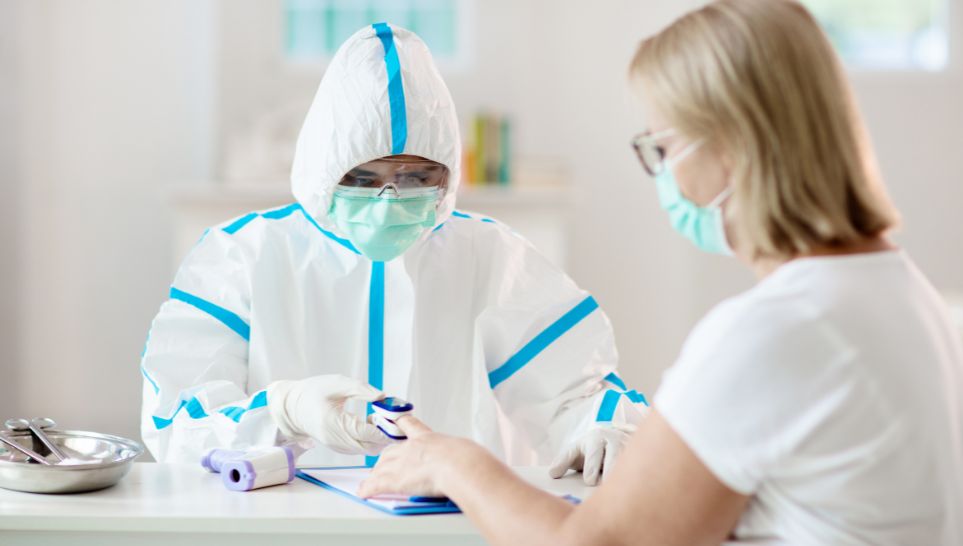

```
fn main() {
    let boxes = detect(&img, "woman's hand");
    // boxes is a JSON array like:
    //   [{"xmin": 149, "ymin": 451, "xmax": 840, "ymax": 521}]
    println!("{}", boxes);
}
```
[
  {"xmin": 358, "ymin": 415, "xmax": 483, "ymax": 498},
  {"xmin": 364, "ymin": 411, "xmax": 748, "ymax": 546}
]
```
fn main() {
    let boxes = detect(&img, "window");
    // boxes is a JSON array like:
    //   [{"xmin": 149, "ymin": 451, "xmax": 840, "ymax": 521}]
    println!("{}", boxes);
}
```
[
  {"xmin": 801, "ymin": 0, "xmax": 949, "ymax": 70},
  {"xmin": 283, "ymin": 0, "xmax": 459, "ymax": 61}
]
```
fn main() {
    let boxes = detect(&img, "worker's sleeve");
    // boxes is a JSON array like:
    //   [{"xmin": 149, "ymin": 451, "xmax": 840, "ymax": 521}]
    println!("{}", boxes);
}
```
[
  {"xmin": 475, "ymin": 225, "xmax": 648, "ymax": 463},
  {"xmin": 140, "ymin": 226, "xmax": 279, "ymax": 463}
]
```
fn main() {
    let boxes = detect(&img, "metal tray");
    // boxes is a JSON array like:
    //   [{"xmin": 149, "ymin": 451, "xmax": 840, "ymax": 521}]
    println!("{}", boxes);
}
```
[{"xmin": 0, "ymin": 429, "xmax": 143, "ymax": 494}]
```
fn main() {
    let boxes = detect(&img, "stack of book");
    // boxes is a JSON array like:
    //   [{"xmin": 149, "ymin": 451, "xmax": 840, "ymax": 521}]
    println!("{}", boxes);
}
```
[{"xmin": 463, "ymin": 112, "xmax": 512, "ymax": 186}]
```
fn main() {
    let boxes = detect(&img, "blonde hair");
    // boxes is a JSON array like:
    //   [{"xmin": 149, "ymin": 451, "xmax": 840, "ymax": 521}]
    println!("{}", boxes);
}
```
[{"xmin": 630, "ymin": 0, "xmax": 899, "ymax": 260}]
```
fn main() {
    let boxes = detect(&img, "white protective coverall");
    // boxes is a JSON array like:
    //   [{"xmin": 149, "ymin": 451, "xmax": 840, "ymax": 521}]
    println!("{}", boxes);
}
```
[{"xmin": 141, "ymin": 23, "xmax": 646, "ymax": 466}]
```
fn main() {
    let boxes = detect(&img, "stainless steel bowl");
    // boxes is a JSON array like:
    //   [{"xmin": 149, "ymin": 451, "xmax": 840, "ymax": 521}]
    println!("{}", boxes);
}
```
[{"xmin": 0, "ymin": 429, "xmax": 143, "ymax": 494}]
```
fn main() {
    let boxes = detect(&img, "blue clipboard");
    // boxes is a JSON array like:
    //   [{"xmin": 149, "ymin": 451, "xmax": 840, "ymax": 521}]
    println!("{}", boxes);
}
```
[{"xmin": 296, "ymin": 466, "xmax": 462, "ymax": 516}]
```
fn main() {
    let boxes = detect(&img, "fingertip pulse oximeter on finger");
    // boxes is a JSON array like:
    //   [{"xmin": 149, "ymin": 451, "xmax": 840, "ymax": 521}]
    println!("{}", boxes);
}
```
[{"xmin": 372, "ymin": 397, "xmax": 414, "ymax": 440}]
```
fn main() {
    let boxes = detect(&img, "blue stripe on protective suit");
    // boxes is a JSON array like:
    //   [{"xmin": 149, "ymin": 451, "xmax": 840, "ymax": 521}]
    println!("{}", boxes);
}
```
[
  {"xmin": 218, "ymin": 390, "xmax": 268, "ymax": 423},
  {"xmin": 152, "ymin": 396, "xmax": 209, "ymax": 430},
  {"xmin": 219, "ymin": 203, "xmax": 360, "ymax": 254},
  {"xmin": 451, "ymin": 210, "xmax": 495, "ymax": 224},
  {"xmin": 366, "ymin": 261, "xmax": 386, "ymax": 467},
  {"xmin": 261, "ymin": 203, "xmax": 301, "ymax": 220},
  {"xmin": 373, "ymin": 23, "xmax": 408, "ymax": 154},
  {"xmin": 169, "ymin": 287, "xmax": 251, "ymax": 341},
  {"xmin": 624, "ymin": 390, "xmax": 648, "ymax": 405},
  {"xmin": 141, "ymin": 328, "xmax": 153, "ymax": 358},
  {"xmin": 595, "ymin": 373, "xmax": 650, "ymax": 422},
  {"xmin": 488, "ymin": 296, "xmax": 600, "ymax": 389},
  {"xmin": 153, "ymin": 390, "xmax": 267, "ymax": 430},
  {"xmin": 141, "ymin": 367, "xmax": 160, "ymax": 394},
  {"xmin": 295, "ymin": 205, "xmax": 360, "ymax": 254},
  {"xmin": 434, "ymin": 210, "xmax": 498, "ymax": 233},
  {"xmin": 595, "ymin": 389, "xmax": 623, "ymax": 423},
  {"xmin": 604, "ymin": 372, "xmax": 628, "ymax": 391},
  {"xmin": 223, "ymin": 212, "xmax": 259, "ymax": 234},
  {"xmin": 605, "ymin": 372, "xmax": 648, "ymax": 406}
]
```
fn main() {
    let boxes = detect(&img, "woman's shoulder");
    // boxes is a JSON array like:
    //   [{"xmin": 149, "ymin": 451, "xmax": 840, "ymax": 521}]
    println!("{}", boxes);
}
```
[
  {"xmin": 693, "ymin": 277, "xmax": 816, "ymax": 336},
  {"xmin": 680, "ymin": 278, "xmax": 851, "ymax": 378}
]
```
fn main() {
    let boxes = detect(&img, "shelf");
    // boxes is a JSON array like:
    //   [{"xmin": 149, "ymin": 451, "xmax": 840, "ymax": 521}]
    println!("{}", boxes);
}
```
[{"xmin": 456, "ymin": 185, "xmax": 573, "ymax": 207}]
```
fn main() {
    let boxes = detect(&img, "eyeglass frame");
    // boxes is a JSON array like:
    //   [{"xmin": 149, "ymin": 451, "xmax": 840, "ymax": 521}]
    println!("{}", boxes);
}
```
[{"xmin": 630, "ymin": 128, "xmax": 678, "ymax": 177}]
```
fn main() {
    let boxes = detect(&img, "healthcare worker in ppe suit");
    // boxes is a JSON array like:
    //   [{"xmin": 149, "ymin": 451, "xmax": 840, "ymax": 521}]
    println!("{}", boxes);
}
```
[{"xmin": 140, "ymin": 23, "xmax": 646, "ymax": 484}]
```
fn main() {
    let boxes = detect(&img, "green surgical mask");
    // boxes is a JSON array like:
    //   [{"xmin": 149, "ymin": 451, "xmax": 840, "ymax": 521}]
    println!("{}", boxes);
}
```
[
  {"xmin": 654, "ymin": 141, "xmax": 733, "ymax": 255},
  {"xmin": 328, "ymin": 185, "xmax": 440, "ymax": 262}
]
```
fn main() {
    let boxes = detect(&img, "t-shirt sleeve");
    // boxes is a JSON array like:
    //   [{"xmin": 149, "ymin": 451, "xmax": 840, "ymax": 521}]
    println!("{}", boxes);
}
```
[{"xmin": 654, "ymin": 296, "xmax": 859, "ymax": 495}]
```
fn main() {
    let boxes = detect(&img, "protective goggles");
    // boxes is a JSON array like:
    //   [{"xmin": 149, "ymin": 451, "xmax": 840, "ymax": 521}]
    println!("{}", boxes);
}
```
[{"xmin": 338, "ymin": 157, "xmax": 450, "ymax": 191}]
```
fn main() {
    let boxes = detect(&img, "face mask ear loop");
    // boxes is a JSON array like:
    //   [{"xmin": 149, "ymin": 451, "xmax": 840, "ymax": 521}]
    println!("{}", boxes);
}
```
[
  {"xmin": 707, "ymin": 185, "xmax": 734, "ymax": 210},
  {"xmin": 665, "ymin": 139, "xmax": 704, "ymax": 171}
]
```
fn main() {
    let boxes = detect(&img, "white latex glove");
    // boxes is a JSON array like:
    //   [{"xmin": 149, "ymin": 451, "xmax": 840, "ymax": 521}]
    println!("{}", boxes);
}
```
[
  {"xmin": 267, "ymin": 374, "xmax": 389, "ymax": 455},
  {"xmin": 548, "ymin": 423, "xmax": 636, "ymax": 486}
]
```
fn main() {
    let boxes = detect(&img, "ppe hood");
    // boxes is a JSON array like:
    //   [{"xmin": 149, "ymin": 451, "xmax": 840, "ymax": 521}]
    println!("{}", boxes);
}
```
[{"xmin": 291, "ymin": 23, "xmax": 462, "ymax": 231}]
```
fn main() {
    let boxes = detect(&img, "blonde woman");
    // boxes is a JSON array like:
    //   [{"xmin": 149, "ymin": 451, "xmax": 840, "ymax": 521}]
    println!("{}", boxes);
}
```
[{"xmin": 358, "ymin": 1, "xmax": 963, "ymax": 544}]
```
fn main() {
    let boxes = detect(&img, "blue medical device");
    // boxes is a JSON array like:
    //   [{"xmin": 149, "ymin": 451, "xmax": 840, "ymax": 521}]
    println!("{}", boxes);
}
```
[
  {"xmin": 372, "ymin": 397, "xmax": 414, "ymax": 440},
  {"xmin": 372, "ymin": 397, "xmax": 414, "ymax": 413}
]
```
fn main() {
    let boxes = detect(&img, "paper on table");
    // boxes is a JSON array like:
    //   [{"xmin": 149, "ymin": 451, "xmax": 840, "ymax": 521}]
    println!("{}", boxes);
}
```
[{"xmin": 297, "ymin": 466, "xmax": 461, "ymax": 515}]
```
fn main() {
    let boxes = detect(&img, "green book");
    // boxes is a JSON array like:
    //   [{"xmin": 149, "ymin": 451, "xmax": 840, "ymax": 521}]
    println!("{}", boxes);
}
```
[
  {"xmin": 473, "ymin": 114, "xmax": 486, "ymax": 185},
  {"xmin": 498, "ymin": 117, "xmax": 511, "ymax": 185}
]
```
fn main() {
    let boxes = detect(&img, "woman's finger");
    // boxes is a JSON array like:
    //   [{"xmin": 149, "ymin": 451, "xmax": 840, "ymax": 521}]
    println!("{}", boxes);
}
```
[
  {"xmin": 357, "ymin": 476, "xmax": 384, "ymax": 498},
  {"xmin": 395, "ymin": 414, "xmax": 432, "ymax": 437},
  {"xmin": 359, "ymin": 464, "xmax": 398, "ymax": 497}
]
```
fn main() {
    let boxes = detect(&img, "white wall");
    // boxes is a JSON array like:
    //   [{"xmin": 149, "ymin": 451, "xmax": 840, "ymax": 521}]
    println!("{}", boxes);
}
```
[
  {"xmin": 853, "ymin": 70, "xmax": 963, "ymax": 292},
  {"xmin": 0, "ymin": 0, "xmax": 23, "ymax": 420},
  {"xmin": 8, "ymin": 0, "xmax": 216, "ymax": 441},
  {"xmin": 2, "ymin": 0, "xmax": 961, "ymax": 445}
]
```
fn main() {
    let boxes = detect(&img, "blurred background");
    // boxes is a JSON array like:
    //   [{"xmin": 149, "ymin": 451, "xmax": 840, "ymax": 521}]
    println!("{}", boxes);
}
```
[{"xmin": 1, "ymin": 0, "xmax": 962, "ymax": 452}]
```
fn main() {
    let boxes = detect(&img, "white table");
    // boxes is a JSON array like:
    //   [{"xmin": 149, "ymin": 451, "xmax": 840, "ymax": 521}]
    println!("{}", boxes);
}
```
[{"xmin": 0, "ymin": 463, "xmax": 590, "ymax": 546}]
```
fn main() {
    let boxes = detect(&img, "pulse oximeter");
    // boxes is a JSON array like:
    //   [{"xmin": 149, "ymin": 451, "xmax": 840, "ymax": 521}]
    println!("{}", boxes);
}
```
[{"xmin": 372, "ymin": 397, "xmax": 414, "ymax": 440}]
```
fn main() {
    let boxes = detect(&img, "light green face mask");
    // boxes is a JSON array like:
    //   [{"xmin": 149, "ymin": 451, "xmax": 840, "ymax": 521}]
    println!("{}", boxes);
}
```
[
  {"xmin": 653, "ymin": 141, "xmax": 733, "ymax": 256},
  {"xmin": 328, "ymin": 186, "xmax": 440, "ymax": 262}
]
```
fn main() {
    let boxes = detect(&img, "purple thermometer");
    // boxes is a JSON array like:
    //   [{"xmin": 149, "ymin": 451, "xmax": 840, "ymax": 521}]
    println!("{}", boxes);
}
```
[
  {"xmin": 201, "ymin": 449, "xmax": 245, "ymax": 473},
  {"xmin": 201, "ymin": 446, "xmax": 295, "ymax": 492}
]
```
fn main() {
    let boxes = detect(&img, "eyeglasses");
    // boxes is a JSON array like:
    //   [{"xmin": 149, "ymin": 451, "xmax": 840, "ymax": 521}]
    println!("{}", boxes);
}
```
[{"xmin": 630, "ymin": 129, "xmax": 676, "ymax": 177}]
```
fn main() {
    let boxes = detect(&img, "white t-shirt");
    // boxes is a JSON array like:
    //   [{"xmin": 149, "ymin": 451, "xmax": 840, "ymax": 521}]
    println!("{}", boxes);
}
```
[{"xmin": 656, "ymin": 250, "xmax": 963, "ymax": 545}]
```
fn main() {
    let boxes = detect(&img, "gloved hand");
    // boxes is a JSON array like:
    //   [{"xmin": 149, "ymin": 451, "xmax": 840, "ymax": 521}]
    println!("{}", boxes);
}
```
[
  {"xmin": 267, "ymin": 375, "xmax": 389, "ymax": 455},
  {"xmin": 548, "ymin": 423, "xmax": 636, "ymax": 486}
]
